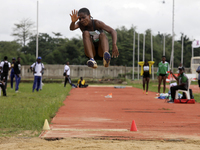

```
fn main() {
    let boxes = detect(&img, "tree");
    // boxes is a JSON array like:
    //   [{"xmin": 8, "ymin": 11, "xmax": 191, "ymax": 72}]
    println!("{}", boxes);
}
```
[
  {"xmin": 12, "ymin": 18, "xmax": 35, "ymax": 47},
  {"xmin": 52, "ymin": 32, "xmax": 62, "ymax": 38},
  {"xmin": 27, "ymin": 33, "xmax": 56, "ymax": 59},
  {"xmin": 52, "ymin": 32, "xmax": 64, "ymax": 46}
]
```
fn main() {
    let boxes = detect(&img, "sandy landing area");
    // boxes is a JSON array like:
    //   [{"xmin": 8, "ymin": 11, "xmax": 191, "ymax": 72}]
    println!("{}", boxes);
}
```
[{"xmin": 0, "ymin": 137, "xmax": 200, "ymax": 150}]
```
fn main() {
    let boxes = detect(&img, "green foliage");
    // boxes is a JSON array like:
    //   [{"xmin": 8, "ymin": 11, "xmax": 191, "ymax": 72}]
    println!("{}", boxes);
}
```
[
  {"xmin": 1, "ymin": 24, "xmax": 197, "ymax": 67},
  {"xmin": 0, "ymin": 83, "xmax": 71, "ymax": 136},
  {"xmin": 0, "ymin": 41, "xmax": 35, "ymax": 64}
]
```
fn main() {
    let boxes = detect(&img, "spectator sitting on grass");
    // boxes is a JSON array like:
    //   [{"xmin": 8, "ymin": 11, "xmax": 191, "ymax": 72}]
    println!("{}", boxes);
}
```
[{"xmin": 77, "ymin": 77, "xmax": 88, "ymax": 88}]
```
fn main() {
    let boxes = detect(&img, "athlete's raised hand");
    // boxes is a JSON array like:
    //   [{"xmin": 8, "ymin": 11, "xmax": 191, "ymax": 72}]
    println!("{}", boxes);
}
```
[{"xmin": 70, "ymin": 9, "xmax": 79, "ymax": 23}]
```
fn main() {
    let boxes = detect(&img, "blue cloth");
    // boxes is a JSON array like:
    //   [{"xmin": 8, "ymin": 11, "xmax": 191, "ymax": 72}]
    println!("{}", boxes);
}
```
[
  {"xmin": 158, "ymin": 96, "xmax": 166, "ymax": 99},
  {"xmin": 33, "ymin": 76, "xmax": 41, "ymax": 92},
  {"xmin": 15, "ymin": 74, "xmax": 21, "ymax": 91},
  {"xmin": 10, "ymin": 69, "xmax": 15, "ymax": 89}
]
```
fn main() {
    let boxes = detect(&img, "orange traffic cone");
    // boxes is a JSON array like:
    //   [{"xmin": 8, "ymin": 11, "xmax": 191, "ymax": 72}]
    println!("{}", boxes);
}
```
[{"xmin": 130, "ymin": 120, "xmax": 137, "ymax": 131}]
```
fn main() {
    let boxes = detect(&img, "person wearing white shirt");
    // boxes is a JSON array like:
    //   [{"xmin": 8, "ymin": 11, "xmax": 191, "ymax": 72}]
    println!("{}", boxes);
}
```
[
  {"xmin": 30, "ymin": 57, "xmax": 44, "ymax": 92},
  {"xmin": 0, "ymin": 56, "xmax": 11, "ymax": 89},
  {"xmin": 64, "ymin": 62, "xmax": 72, "ymax": 87}
]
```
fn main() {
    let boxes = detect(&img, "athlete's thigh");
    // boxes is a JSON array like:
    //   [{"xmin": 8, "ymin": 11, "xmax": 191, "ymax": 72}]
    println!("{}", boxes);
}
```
[
  {"xmin": 158, "ymin": 76, "xmax": 163, "ymax": 84},
  {"xmin": 83, "ymin": 31, "xmax": 96, "ymax": 58},
  {"xmin": 162, "ymin": 76, "xmax": 167, "ymax": 83},
  {"xmin": 146, "ymin": 77, "xmax": 150, "ymax": 83},
  {"xmin": 143, "ymin": 77, "xmax": 146, "ymax": 83},
  {"xmin": 98, "ymin": 33, "xmax": 109, "ymax": 57}
]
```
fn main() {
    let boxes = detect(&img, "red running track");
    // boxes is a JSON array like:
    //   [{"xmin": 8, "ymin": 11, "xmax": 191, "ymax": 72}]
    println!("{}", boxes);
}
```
[{"xmin": 40, "ymin": 86, "xmax": 200, "ymax": 140}]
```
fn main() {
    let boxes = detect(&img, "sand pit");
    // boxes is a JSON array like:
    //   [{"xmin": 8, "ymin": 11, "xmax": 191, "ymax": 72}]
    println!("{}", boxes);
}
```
[{"xmin": 0, "ymin": 137, "xmax": 200, "ymax": 150}]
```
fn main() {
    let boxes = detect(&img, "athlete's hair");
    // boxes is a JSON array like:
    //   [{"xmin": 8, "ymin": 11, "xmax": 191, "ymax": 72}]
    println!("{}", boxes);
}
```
[{"xmin": 78, "ymin": 8, "xmax": 90, "ymax": 16}]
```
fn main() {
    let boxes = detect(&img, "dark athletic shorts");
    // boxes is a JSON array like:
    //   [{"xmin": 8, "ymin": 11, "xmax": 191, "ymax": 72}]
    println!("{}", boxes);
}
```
[
  {"xmin": 198, "ymin": 80, "xmax": 200, "ymax": 87},
  {"xmin": 143, "ymin": 72, "xmax": 150, "ymax": 78},
  {"xmin": 159, "ymin": 74, "xmax": 167, "ymax": 77}
]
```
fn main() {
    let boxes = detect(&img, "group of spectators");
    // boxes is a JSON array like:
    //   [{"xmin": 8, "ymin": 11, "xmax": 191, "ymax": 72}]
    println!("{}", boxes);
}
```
[
  {"xmin": 142, "ymin": 56, "xmax": 190, "ymax": 103},
  {"xmin": 0, "ymin": 56, "xmax": 45, "ymax": 96},
  {"xmin": 0, "ymin": 56, "xmax": 21, "ymax": 96}
]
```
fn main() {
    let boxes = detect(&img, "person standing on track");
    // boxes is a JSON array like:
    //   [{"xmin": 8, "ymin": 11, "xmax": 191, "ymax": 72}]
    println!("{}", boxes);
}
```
[
  {"xmin": 69, "ymin": 8, "xmax": 119, "ymax": 69},
  {"xmin": 143, "ymin": 60, "xmax": 150, "ymax": 95},
  {"xmin": 156, "ymin": 56, "xmax": 169, "ymax": 95}
]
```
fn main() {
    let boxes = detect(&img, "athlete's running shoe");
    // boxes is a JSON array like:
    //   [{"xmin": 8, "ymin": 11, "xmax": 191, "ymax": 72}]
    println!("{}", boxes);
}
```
[
  {"xmin": 87, "ymin": 58, "xmax": 98, "ymax": 69},
  {"xmin": 103, "ymin": 51, "xmax": 111, "ymax": 67}
]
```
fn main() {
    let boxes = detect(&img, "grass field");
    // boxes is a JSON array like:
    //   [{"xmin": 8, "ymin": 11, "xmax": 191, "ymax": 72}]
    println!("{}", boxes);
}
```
[
  {"xmin": 0, "ymin": 83, "xmax": 71, "ymax": 137},
  {"xmin": 0, "ymin": 80, "xmax": 199, "ymax": 137}
]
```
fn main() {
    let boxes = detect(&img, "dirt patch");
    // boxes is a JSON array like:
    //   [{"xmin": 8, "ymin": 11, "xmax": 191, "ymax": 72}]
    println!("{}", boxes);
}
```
[{"xmin": 0, "ymin": 137, "xmax": 200, "ymax": 150}]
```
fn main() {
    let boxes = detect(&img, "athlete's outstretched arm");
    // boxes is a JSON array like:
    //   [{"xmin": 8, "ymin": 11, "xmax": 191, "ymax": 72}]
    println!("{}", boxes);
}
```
[
  {"xmin": 69, "ymin": 9, "xmax": 80, "ymax": 30},
  {"xmin": 96, "ymin": 21, "xmax": 119, "ymax": 58}
]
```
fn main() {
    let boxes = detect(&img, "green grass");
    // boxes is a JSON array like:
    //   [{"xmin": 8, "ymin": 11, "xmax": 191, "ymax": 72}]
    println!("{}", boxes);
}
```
[{"xmin": 0, "ymin": 83, "xmax": 71, "ymax": 137}]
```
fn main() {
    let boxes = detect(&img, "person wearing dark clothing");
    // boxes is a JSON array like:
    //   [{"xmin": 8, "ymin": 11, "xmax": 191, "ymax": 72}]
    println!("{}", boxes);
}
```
[
  {"xmin": 168, "ymin": 67, "xmax": 188, "ymax": 103},
  {"xmin": 143, "ymin": 60, "xmax": 150, "ymax": 95},
  {"xmin": 10, "ymin": 58, "xmax": 16, "ymax": 89},
  {"xmin": 14, "ymin": 57, "xmax": 21, "ymax": 92},
  {"xmin": 70, "ymin": 8, "xmax": 119, "ymax": 69},
  {"xmin": 0, "ymin": 77, "xmax": 7, "ymax": 96},
  {"xmin": 0, "ymin": 56, "xmax": 11, "ymax": 89}
]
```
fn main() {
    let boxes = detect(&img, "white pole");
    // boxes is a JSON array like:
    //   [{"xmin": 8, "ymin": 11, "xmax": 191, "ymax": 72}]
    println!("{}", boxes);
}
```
[
  {"xmin": 132, "ymin": 30, "xmax": 135, "ymax": 80},
  {"xmin": 138, "ymin": 33, "xmax": 140, "ymax": 80},
  {"xmin": 143, "ymin": 34, "xmax": 145, "ymax": 61},
  {"xmin": 151, "ymin": 33, "xmax": 154, "ymax": 80},
  {"xmin": 181, "ymin": 34, "xmax": 184, "ymax": 64},
  {"xmin": 163, "ymin": 34, "xmax": 165, "ymax": 56},
  {"xmin": 171, "ymin": 0, "xmax": 175, "ymax": 71},
  {"xmin": 36, "ymin": 1, "xmax": 39, "ymax": 58}
]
